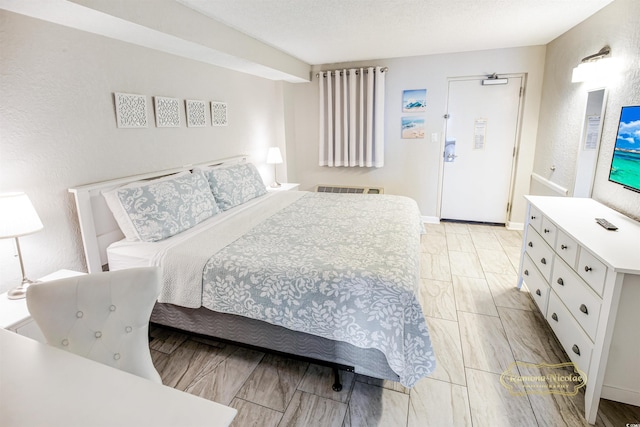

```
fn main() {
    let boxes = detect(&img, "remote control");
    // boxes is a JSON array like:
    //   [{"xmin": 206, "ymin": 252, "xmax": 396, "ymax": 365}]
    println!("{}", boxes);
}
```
[{"xmin": 595, "ymin": 218, "xmax": 618, "ymax": 231}]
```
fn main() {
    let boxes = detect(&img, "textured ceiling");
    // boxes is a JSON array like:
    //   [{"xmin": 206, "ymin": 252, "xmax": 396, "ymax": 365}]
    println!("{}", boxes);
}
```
[{"xmin": 179, "ymin": 0, "xmax": 614, "ymax": 65}]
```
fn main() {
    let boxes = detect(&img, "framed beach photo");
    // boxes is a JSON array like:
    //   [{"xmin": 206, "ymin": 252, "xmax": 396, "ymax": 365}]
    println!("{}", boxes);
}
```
[
  {"xmin": 402, "ymin": 89, "xmax": 427, "ymax": 112},
  {"xmin": 402, "ymin": 116, "xmax": 425, "ymax": 139}
]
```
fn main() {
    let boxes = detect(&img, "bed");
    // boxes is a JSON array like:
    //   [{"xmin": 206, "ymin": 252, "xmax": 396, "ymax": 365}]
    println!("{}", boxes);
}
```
[{"xmin": 69, "ymin": 156, "xmax": 436, "ymax": 389}]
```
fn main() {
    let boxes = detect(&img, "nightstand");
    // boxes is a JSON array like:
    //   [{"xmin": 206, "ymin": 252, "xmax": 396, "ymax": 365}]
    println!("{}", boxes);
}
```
[
  {"xmin": 267, "ymin": 183, "xmax": 300, "ymax": 192},
  {"xmin": 0, "ymin": 269, "xmax": 84, "ymax": 341}
]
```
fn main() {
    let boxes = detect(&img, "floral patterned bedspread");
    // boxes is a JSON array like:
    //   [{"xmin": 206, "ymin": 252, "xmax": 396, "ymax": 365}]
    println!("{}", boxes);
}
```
[{"xmin": 201, "ymin": 192, "xmax": 436, "ymax": 387}]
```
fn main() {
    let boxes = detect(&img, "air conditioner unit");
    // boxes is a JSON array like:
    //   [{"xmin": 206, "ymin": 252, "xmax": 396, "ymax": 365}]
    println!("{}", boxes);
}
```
[{"xmin": 315, "ymin": 185, "xmax": 384, "ymax": 194}]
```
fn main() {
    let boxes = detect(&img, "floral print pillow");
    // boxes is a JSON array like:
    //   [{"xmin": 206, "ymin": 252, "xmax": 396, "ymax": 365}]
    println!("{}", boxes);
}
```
[
  {"xmin": 115, "ymin": 171, "xmax": 219, "ymax": 242},
  {"xmin": 200, "ymin": 163, "xmax": 267, "ymax": 211}
]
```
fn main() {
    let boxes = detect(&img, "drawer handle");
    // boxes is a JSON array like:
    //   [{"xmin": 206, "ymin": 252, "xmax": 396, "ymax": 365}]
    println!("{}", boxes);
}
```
[
  {"xmin": 544, "ymin": 228, "xmax": 550, "ymax": 233},
  {"xmin": 541, "ymin": 258, "xmax": 547, "ymax": 265},
  {"xmin": 557, "ymin": 278, "xmax": 564, "ymax": 286},
  {"xmin": 528, "ymin": 242, "xmax": 533, "ymax": 248},
  {"xmin": 524, "ymin": 269, "xmax": 529, "ymax": 276},
  {"xmin": 584, "ymin": 266, "xmax": 593, "ymax": 272},
  {"xmin": 561, "ymin": 244, "xmax": 568, "ymax": 250},
  {"xmin": 535, "ymin": 289, "xmax": 541, "ymax": 296},
  {"xmin": 580, "ymin": 304, "xmax": 589, "ymax": 315},
  {"xmin": 572, "ymin": 344, "xmax": 581, "ymax": 356},
  {"xmin": 531, "ymin": 215, "xmax": 536, "ymax": 220},
  {"xmin": 551, "ymin": 313, "xmax": 558, "ymax": 321}
]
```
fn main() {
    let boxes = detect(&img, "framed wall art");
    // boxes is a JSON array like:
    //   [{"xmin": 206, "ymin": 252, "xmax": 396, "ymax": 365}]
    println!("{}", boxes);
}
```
[
  {"xmin": 401, "ymin": 116, "xmax": 425, "ymax": 139},
  {"xmin": 402, "ymin": 89, "xmax": 427, "ymax": 112},
  {"xmin": 154, "ymin": 96, "xmax": 181, "ymax": 127},
  {"xmin": 114, "ymin": 92, "xmax": 148, "ymax": 128},
  {"xmin": 186, "ymin": 99, "xmax": 207, "ymax": 127},
  {"xmin": 211, "ymin": 101, "xmax": 228, "ymax": 126}
]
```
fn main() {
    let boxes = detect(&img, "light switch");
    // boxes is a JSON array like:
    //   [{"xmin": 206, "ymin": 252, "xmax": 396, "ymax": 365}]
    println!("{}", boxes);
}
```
[{"xmin": 431, "ymin": 133, "xmax": 439, "ymax": 143}]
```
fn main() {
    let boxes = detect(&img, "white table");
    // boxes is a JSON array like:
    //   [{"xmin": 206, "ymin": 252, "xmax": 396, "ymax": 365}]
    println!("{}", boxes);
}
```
[
  {"xmin": 0, "ymin": 329, "xmax": 237, "ymax": 427},
  {"xmin": 267, "ymin": 182, "xmax": 300, "ymax": 192}
]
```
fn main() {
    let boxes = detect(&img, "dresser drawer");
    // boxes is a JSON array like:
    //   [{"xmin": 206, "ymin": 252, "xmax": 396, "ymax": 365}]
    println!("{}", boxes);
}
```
[
  {"xmin": 577, "ymin": 249, "xmax": 607, "ymax": 296},
  {"xmin": 522, "ymin": 254, "xmax": 550, "ymax": 314},
  {"xmin": 555, "ymin": 229, "xmax": 579, "ymax": 268},
  {"xmin": 528, "ymin": 204, "xmax": 543, "ymax": 233},
  {"xmin": 525, "ymin": 226, "xmax": 554, "ymax": 282},
  {"xmin": 546, "ymin": 293, "xmax": 593, "ymax": 376},
  {"xmin": 551, "ymin": 258, "xmax": 602, "ymax": 341},
  {"xmin": 540, "ymin": 217, "xmax": 558, "ymax": 247}
]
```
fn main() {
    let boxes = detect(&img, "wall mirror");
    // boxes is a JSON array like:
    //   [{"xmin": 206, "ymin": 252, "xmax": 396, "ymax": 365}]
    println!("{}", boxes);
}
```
[{"xmin": 573, "ymin": 88, "xmax": 607, "ymax": 197}]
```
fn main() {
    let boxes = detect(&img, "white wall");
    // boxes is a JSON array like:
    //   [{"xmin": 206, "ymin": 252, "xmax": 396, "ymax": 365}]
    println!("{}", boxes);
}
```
[
  {"xmin": 0, "ymin": 10, "xmax": 288, "ymax": 292},
  {"xmin": 533, "ymin": 0, "xmax": 640, "ymax": 219},
  {"xmin": 287, "ymin": 46, "xmax": 546, "ymax": 226}
]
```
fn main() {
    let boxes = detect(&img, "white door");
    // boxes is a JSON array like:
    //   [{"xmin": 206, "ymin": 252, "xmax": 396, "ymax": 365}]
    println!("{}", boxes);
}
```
[{"xmin": 440, "ymin": 76, "xmax": 523, "ymax": 223}]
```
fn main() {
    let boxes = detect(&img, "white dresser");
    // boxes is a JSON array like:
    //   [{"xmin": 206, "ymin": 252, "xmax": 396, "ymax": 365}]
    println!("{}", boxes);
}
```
[{"xmin": 517, "ymin": 196, "xmax": 640, "ymax": 424}]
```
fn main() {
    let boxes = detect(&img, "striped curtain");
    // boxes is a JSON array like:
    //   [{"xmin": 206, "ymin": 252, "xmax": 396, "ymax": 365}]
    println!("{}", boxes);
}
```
[{"xmin": 318, "ymin": 66, "xmax": 386, "ymax": 167}]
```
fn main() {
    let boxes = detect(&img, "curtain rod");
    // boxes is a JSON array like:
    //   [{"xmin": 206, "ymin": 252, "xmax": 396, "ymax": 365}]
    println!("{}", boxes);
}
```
[{"xmin": 315, "ymin": 67, "xmax": 388, "ymax": 78}]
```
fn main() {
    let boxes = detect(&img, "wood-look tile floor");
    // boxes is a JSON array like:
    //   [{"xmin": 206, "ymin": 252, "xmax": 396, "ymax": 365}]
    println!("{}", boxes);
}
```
[{"xmin": 149, "ymin": 223, "xmax": 640, "ymax": 426}]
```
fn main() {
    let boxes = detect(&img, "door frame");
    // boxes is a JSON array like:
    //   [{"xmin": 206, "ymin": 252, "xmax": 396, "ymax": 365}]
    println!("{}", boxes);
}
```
[{"xmin": 436, "ymin": 73, "xmax": 527, "ymax": 224}]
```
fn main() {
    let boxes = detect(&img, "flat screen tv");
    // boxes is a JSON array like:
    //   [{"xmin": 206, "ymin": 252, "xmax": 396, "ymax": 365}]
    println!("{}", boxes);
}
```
[{"xmin": 608, "ymin": 105, "xmax": 640, "ymax": 193}]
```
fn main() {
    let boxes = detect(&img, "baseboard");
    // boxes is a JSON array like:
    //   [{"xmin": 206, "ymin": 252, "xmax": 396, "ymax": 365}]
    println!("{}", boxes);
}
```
[
  {"xmin": 601, "ymin": 385, "xmax": 640, "ymax": 406},
  {"xmin": 506, "ymin": 221, "xmax": 524, "ymax": 231},
  {"xmin": 422, "ymin": 216, "xmax": 440, "ymax": 224},
  {"xmin": 423, "ymin": 216, "xmax": 523, "ymax": 229}
]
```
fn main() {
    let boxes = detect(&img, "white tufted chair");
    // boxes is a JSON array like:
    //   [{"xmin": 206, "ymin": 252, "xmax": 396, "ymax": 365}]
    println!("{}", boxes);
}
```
[{"xmin": 26, "ymin": 267, "xmax": 162, "ymax": 383}]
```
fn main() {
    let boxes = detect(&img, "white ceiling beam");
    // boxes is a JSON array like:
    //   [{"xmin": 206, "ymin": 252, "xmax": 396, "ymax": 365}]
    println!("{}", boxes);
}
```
[{"xmin": 0, "ymin": 0, "xmax": 311, "ymax": 83}]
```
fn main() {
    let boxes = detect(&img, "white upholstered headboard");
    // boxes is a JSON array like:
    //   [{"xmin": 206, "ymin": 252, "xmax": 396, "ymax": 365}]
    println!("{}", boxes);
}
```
[{"xmin": 68, "ymin": 155, "xmax": 247, "ymax": 273}]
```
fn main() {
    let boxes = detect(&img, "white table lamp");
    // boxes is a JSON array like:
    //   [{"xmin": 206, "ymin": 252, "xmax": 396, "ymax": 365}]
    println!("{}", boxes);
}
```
[
  {"xmin": 266, "ymin": 147, "xmax": 283, "ymax": 188},
  {"xmin": 0, "ymin": 192, "xmax": 44, "ymax": 299}
]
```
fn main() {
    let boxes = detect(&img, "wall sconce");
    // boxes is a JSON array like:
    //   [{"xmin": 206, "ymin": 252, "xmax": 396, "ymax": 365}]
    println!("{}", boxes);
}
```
[{"xmin": 571, "ymin": 46, "xmax": 611, "ymax": 83}]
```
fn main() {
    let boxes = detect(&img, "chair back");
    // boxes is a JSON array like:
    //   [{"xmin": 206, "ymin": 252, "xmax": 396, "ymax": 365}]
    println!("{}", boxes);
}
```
[{"xmin": 27, "ymin": 267, "xmax": 162, "ymax": 383}]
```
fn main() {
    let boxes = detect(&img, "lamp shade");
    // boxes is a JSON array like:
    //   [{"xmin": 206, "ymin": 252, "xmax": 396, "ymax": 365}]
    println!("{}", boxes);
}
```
[
  {"xmin": 0, "ymin": 192, "xmax": 44, "ymax": 239},
  {"xmin": 266, "ymin": 147, "xmax": 283, "ymax": 164}
]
